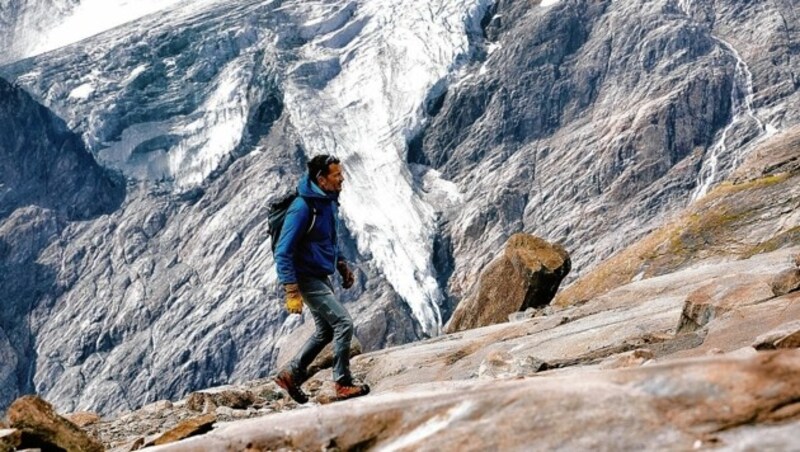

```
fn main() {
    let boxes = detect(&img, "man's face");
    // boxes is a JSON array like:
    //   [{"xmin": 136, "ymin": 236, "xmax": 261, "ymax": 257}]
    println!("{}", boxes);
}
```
[{"xmin": 317, "ymin": 163, "xmax": 344, "ymax": 193}]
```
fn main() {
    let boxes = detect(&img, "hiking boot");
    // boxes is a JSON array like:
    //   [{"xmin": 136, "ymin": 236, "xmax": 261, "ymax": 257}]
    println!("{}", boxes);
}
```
[
  {"xmin": 274, "ymin": 369, "xmax": 308, "ymax": 404},
  {"xmin": 334, "ymin": 381, "xmax": 370, "ymax": 401}
]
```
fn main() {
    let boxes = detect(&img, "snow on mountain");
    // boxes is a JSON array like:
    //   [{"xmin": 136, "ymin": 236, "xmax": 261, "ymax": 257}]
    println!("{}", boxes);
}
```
[{"xmin": 282, "ymin": 0, "xmax": 493, "ymax": 334}]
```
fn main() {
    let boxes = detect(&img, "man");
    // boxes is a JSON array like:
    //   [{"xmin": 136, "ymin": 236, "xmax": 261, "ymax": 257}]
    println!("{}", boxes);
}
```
[{"xmin": 273, "ymin": 154, "xmax": 370, "ymax": 403}]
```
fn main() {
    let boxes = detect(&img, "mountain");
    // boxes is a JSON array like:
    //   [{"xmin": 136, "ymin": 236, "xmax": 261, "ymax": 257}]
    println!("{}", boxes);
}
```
[{"xmin": 0, "ymin": 0, "xmax": 797, "ymax": 416}]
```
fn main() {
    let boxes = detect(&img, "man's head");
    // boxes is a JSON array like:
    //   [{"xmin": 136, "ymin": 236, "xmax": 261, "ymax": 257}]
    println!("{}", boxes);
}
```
[{"xmin": 308, "ymin": 154, "xmax": 344, "ymax": 193}]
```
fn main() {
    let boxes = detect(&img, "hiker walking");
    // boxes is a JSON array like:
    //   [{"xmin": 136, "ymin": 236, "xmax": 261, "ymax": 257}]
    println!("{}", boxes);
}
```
[{"xmin": 272, "ymin": 154, "xmax": 370, "ymax": 403}]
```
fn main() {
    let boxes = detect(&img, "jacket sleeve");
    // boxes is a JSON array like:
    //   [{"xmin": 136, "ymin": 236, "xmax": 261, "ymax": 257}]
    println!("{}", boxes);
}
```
[{"xmin": 274, "ymin": 198, "xmax": 311, "ymax": 285}]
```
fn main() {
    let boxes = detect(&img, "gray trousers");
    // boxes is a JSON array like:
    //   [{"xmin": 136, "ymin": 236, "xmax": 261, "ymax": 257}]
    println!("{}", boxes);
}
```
[{"xmin": 289, "ymin": 275, "xmax": 354, "ymax": 384}]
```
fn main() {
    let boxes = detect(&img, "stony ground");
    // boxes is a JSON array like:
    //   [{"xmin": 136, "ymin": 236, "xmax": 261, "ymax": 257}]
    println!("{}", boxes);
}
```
[{"xmin": 67, "ymin": 245, "xmax": 800, "ymax": 451}]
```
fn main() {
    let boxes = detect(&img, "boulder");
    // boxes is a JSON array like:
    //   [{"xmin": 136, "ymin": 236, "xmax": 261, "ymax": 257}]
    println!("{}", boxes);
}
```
[
  {"xmin": 7, "ymin": 395, "xmax": 103, "ymax": 452},
  {"xmin": 0, "ymin": 429, "xmax": 21, "ymax": 452},
  {"xmin": 770, "ymin": 268, "xmax": 800, "ymax": 297},
  {"xmin": 445, "ymin": 234, "xmax": 570, "ymax": 333},
  {"xmin": 753, "ymin": 320, "xmax": 800, "ymax": 350},
  {"xmin": 64, "ymin": 412, "xmax": 101, "ymax": 428},
  {"xmin": 148, "ymin": 413, "xmax": 216, "ymax": 447}
]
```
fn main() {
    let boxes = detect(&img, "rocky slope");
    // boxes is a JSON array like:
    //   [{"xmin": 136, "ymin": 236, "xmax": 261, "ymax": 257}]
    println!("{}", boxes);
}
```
[
  {"xmin": 0, "ymin": 0, "xmax": 798, "ymax": 419},
  {"xmin": 30, "ymin": 243, "xmax": 797, "ymax": 450}
]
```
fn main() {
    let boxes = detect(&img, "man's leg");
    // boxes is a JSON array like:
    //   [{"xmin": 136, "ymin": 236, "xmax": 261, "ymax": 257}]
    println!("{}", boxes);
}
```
[
  {"xmin": 275, "ymin": 277, "xmax": 334, "ymax": 404},
  {"xmin": 299, "ymin": 278, "xmax": 370, "ymax": 400},
  {"xmin": 288, "ymin": 307, "xmax": 334, "ymax": 382},
  {"xmin": 296, "ymin": 276, "xmax": 354, "ymax": 384}
]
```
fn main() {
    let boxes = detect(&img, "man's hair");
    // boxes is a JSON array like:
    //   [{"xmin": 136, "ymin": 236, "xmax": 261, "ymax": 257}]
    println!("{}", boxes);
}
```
[{"xmin": 307, "ymin": 154, "xmax": 340, "ymax": 181}]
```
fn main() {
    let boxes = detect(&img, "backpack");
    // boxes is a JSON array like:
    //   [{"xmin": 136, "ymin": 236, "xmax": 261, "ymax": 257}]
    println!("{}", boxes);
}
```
[{"xmin": 268, "ymin": 191, "xmax": 317, "ymax": 252}]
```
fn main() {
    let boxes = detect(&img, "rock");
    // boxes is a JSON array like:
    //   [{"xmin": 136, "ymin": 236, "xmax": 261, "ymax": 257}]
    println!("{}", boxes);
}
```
[
  {"xmin": 753, "ymin": 320, "xmax": 800, "ymax": 350},
  {"xmin": 770, "ymin": 268, "xmax": 800, "ymax": 297},
  {"xmin": 306, "ymin": 337, "xmax": 363, "ymax": 377},
  {"xmin": 139, "ymin": 400, "xmax": 173, "ymax": 414},
  {"xmin": 7, "ymin": 395, "xmax": 103, "ymax": 452},
  {"xmin": 677, "ymin": 276, "xmax": 775, "ymax": 333},
  {"xmin": 445, "ymin": 234, "xmax": 571, "ymax": 333},
  {"xmin": 508, "ymin": 307, "xmax": 537, "ymax": 323},
  {"xmin": 64, "ymin": 411, "xmax": 101, "ymax": 428},
  {"xmin": 795, "ymin": 253, "xmax": 800, "ymax": 269},
  {"xmin": 148, "ymin": 413, "xmax": 216, "ymax": 447},
  {"xmin": 185, "ymin": 388, "xmax": 256, "ymax": 412},
  {"xmin": 129, "ymin": 437, "xmax": 145, "ymax": 451},
  {"xmin": 599, "ymin": 349, "xmax": 655, "ymax": 369},
  {"xmin": 0, "ymin": 429, "xmax": 21, "ymax": 451},
  {"xmin": 478, "ymin": 352, "xmax": 549, "ymax": 379}
]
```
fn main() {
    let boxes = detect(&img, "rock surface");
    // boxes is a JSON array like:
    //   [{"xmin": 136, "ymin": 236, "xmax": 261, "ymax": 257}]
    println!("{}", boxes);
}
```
[
  {"xmin": 150, "ymin": 351, "xmax": 800, "ymax": 452},
  {"xmin": 6, "ymin": 395, "xmax": 103, "ymax": 452},
  {"xmin": 148, "ymin": 413, "xmax": 216, "ymax": 447},
  {"xmin": 64, "ymin": 411, "xmax": 101, "ymax": 428},
  {"xmin": 556, "ymin": 125, "xmax": 800, "ymax": 307},
  {"xmin": 753, "ymin": 321, "xmax": 800, "ymax": 351},
  {"xmin": 66, "ymin": 246, "xmax": 800, "ymax": 450},
  {"xmin": 771, "ymin": 268, "xmax": 800, "ymax": 297},
  {"xmin": 445, "ymin": 233, "xmax": 570, "ymax": 333}
]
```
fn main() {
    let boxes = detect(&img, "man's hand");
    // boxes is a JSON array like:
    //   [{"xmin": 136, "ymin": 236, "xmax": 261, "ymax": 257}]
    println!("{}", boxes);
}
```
[
  {"xmin": 285, "ymin": 283, "xmax": 303, "ymax": 314},
  {"xmin": 337, "ymin": 261, "xmax": 355, "ymax": 289}
]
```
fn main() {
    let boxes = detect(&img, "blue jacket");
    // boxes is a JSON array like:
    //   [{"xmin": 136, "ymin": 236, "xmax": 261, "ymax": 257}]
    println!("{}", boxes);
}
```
[{"xmin": 274, "ymin": 175, "xmax": 341, "ymax": 284}]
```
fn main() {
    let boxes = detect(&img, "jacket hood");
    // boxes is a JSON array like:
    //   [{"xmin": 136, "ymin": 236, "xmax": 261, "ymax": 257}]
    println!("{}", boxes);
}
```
[{"xmin": 297, "ymin": 174, "xmax": 339, "ymax": 201}]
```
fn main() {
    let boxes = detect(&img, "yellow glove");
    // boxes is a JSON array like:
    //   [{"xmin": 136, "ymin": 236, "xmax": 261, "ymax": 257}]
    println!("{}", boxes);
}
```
[{"xmin": 285, "ymin": 283, "xmax": 303, "ymax": 314}]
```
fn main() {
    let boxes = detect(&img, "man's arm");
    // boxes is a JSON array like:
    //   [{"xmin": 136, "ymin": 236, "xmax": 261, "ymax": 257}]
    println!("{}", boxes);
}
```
[
  {"xmin": 274, "ymin": 198, "xmax": 311, "ymax": 285},
  {"xmin": 335, "ymin": 216, "xmax": 355, "ymax": 289}
]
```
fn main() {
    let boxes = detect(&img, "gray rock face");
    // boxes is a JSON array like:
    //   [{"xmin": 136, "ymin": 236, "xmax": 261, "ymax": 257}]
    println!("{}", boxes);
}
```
[
  {"xmin": 0, "ymin": 77, "xmax": 123, "ymax": 413},
  {"xmin": 415, "ymin": 0, "xmax": 800, "ymax": 305},
  {"xmin": 0, "ymin": 0, "xmax": 797, "ymax": 419}
]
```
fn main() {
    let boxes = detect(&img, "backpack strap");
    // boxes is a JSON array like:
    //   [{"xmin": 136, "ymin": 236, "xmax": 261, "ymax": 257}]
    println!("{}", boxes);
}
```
[{"xmin": 299, "ymin": 195, "xmax": 318, "ymax": 234}]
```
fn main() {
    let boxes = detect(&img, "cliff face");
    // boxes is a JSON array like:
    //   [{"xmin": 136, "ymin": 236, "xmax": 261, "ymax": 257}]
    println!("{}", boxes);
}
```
[
  {"xmin": 415, "ymin": 0, "xmax": 799, "ymax": 308},
  {"xmin": 0, "ymin": 77, "xmax": 124, "ymax": 412}
]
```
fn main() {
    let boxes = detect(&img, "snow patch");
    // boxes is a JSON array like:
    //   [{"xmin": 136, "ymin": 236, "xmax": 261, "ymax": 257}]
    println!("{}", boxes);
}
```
[
  {"xmin": 68, "ymin": 83, "xmax": 95, "ymax": 100},
  {"xmin": 123, "ymin": 65, "xmax": 149, "ymax": 85}
]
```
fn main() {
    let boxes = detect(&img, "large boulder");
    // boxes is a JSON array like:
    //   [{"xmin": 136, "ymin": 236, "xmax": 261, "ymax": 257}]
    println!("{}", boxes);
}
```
[
  {"xmin": 6, "ymin": 395, "xmax": 103, "ymax": 452},
  {"xmin": 445, "ymin": 234, "xmax": 570, "ymax": 333}
]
